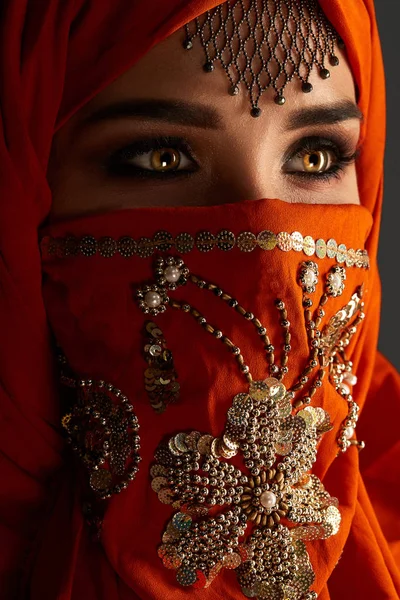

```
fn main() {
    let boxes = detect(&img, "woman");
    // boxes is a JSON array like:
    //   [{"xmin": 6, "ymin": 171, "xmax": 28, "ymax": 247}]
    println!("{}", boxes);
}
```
[{"xmin": 0, "ymin": 1, "xmax": 399, "ymax": 599}]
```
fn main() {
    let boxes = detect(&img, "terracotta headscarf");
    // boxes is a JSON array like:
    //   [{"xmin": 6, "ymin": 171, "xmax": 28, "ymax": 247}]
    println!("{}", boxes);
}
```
[{"xmin": 0, "ymin": 1, "xmax": 399, "ymax": 600}]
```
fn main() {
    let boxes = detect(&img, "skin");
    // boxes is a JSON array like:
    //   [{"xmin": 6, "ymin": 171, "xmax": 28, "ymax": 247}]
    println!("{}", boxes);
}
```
[{"xmin": 47, "ymin": 24, "xmax": 362, "ymax": 221}]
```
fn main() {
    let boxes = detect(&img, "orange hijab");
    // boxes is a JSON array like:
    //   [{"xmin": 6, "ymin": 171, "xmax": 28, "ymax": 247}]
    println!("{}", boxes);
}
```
[{"xmin": 0, "ymin": 1, "xmax": 399, "ymax": 599}]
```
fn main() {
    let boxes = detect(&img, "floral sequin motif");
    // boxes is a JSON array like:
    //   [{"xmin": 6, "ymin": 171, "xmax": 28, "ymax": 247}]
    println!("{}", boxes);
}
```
[{"xmin": 151, "ymin": 378, "xmax": 340, "ymax": 598}]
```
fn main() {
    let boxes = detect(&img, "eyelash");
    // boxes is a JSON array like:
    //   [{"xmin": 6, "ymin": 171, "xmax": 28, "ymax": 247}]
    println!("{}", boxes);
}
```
[{"xmin": 106, "ymin": 134, "xmax": 359, "ymax": 182}]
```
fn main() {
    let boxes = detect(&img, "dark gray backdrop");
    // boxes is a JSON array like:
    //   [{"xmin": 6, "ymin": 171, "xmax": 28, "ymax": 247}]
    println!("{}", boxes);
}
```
[{"xmin": 375, "ymin": 4, "xmax": 399, "ymax": 370}]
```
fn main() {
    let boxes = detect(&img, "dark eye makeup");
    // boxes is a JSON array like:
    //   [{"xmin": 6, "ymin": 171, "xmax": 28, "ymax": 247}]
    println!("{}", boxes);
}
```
[
  {"xmin": 105, "ymin": 133, "xmax": 359, "ymax": 182},
  {"xmin": 106, "ymin": 136, "xmax": 198, "ymax": 179},
  {"xmin": 283, "ymin": 135, "xmax": 360, "ymax": 182}
]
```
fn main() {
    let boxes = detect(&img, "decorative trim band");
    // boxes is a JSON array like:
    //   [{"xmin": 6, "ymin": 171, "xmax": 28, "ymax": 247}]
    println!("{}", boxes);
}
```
[{"xmin": 40, "ymin": 230, "xmax": 369, "ymax": 269}]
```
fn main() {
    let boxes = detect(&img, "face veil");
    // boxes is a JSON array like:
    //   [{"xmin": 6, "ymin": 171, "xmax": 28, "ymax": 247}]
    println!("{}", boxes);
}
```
[
  {"xmin": 39, "ymin": 195, "xmax": 372, "ymax": 599},
  {"xmin": 0, "ymin": 2, "xmax": 399, "ymax": 600}
]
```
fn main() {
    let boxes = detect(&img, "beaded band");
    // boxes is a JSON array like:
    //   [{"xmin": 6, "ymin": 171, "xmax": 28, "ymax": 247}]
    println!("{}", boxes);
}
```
[{"xmin": 40, "ymin": 229, "xmax": 369, "ymax": 268}]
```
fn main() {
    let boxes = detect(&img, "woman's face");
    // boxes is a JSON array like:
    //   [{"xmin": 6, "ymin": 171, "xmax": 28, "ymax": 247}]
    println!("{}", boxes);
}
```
[{"xmin": 47, "ymin": 25, "xmax": 362, "ymax": 220}]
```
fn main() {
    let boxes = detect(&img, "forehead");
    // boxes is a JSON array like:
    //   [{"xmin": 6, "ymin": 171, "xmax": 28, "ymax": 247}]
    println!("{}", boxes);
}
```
[{"xmin": 75, "ymin": 2, "xmax": 357, "ymax": 129}]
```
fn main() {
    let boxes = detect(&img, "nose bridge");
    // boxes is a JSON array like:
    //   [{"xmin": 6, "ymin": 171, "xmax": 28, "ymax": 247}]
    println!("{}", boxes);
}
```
[
  {"xmin": 205, "ymin": 113, "xmax": 281, "ymax": 204},
  {"xmin": 209, "ymin": 149, "xmax": 278, "ymax": 205}
]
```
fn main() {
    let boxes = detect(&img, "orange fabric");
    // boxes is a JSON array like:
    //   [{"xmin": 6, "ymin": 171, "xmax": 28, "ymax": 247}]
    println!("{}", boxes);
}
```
[
  {"xmin": 38, "ymin": 198, "xmax": 396, "ymax": 600},
  {"xmin": 0, "ymin": 2, "xmax": 399, "ymax": 600}
]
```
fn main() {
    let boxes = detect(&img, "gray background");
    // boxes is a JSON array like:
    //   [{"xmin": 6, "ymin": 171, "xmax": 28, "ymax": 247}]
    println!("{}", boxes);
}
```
[{"xmin": 375, "ymin": 4, "xmax": 399, "ymax": 370}]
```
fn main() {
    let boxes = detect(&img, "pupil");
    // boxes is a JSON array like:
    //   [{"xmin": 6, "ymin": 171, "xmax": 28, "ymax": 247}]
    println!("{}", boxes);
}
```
[
  {"xmin": 160, "ymin": 151, "xmax": 172, "ymax": 168},
  {"xmin": 309, "ymin": 153, "xmax": 320, "ymax": 167},
  {"xmin": 152, "ymin": 148, "xmax": 180, "ymax": 171}
]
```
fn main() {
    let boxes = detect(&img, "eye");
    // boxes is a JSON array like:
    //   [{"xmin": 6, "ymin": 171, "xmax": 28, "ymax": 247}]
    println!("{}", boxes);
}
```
[
  {"xmin": 302, "ymin": 149, "xmax": 334, "ymax": 173},
  {"xmin": 286, "ymin": 148, "xmax": 336, "ymax": 174},
  {"xmin": 107, "ymin": 137, "xmax": 197, "ymax": 178},
  {"xmin": 128, "ymin": 147, "xmax": 192, "ymax": 172},
  {"xmin": 283, "ymin": 136, "xmax": 359, "ymax": 181}
]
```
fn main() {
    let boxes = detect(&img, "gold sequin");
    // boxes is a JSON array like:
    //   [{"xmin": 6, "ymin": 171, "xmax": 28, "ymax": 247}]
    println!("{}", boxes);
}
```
[
  {"xmin": 136, "ymin": 237, "xmax": 154, "ymax": 258},
  {"xmin": 336, "ymin": 243, "xmax": 347, "ymax": 263},
  {"xmin": 346, "ymin": 248, "xmax": 356, "ymax": 268},
  {"xmin": 223, "ymin": 433, "xmax": 239, "ymax": 450},
  {"xmin": 61, "ymin": 413, "xmax": 71, "ymax": 429},
  {"xmin": 99, "ymin": 236, "xmax": 117, "ymax": 258},
  {"xmin": 154, "ymin": 231, "xmax": 174, "ymax": 251},
  {"xmin": 150, "ymin": 464, "xmax": 168, "ymax": 478},
  {"xmin": 197, "ymin": 434, "xmax": 214, "ymax": 455},
  {"xmin": 303, "ymin": 236, "xmax": 316, "ymax": 256},
  {"xmin": 211, "ymin": 437, "xmax": 222, "ymax": 457},
  {"xmin": 326, "ymin": 238, "xmax": 337, "ymax": 259},
  {"xmin": 277, "ymin": 231, "xmax": 293, "ymax": 251},
  {"xmin": 237, "ymin": 231, "xmax": 257, "ymax": 252},
  {"xmin": 217, "ymin": 230, "xmax": 236, "ymax": 251},
  {"xmin": 291, "ymin": 231, "xmax": 304, "ymax": 252},
  {"xmin": 119, "ymin": 236, "xmax": 137, "ymax": 257},
  {"xmin": 90, "ymin": 469, "xmax": 112, "ymax": 492},
  {"xmin": 80, "ymin": 235, "xmax": 97, "ymax": 257},
  {"xmin": 184, "ymin": 431, "xmax": 201, "ymax": 450},
  {"xmin": 315, "ymin": 238, "xmax": 327, "ymax": 259},
  {"xmin": 196, "ymin": 231, "xmax": 216, "ymax": 252},
  {"xmin": 63, "ymin": 236, "xmax": 79, "ymax": 256},
  {"xmin": 158, "ymin": 488, "xmax": 175, "ymax": 504},
  {"xmin": 174, "ymin": 432, "xmax": 189, "ymax": 453},
  {"xmin": 355, "ymin": 249, "xmax": 364, "ymax": 269},
  {"xmin": 168, "ymin": 437, "xmax": 182, "ymax": 456},
  {"xmin": 151, "ymin": 476, "xmax": 169, "ymax": 492},
  {"xmin": 175, "ymin": 232, "xmax": 194, "ymax": 254},
  {"xmin": 222, "ymin": 552, "xmax": 242, "ymax": 569},
  {"xmin": 257, "ymin": 230, "xmax": 277, "ymax": 250},
  {"xmin": 361, "ymin": 250, "xmax": 370, "ymax": 269}
]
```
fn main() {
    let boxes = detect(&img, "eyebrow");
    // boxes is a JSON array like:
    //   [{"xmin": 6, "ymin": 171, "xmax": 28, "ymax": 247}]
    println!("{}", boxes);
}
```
[
  {"xmin": 81, "ymin": 97, "xmax": 363, "ymax": 132},
  {"xmin": 285, "ymin": 100, "xmax": 363, "ymax": 130},
  {"xmin": 81, "ymin": 99, "xmax": 224, "ymax": 130}
]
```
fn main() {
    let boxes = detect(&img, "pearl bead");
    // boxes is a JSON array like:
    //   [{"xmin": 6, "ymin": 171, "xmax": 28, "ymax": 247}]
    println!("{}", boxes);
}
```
[
  {"xmin": 304, "ymin": 269, "xmax": 317, "ymax": 287},
  {"xmin": 330, "ymin": 272, "xmax": 342, "ymax": 291},
  {"xmin": 343, "ymin": 426, "xmax": 354, "ymax": 439},
  {"xmin": 340, "ymin": 382, "xmax": 351, "ymax": 395},
  {"xmin": 164, "ymin": 266, "xmax": 181, "ymax": 283},
  {"xmin": 260, "ymin": 491, "xmax": 277, "ymax": 509},
  {"xmin": 144, "ymin": 291, "xmax": 162, "ymax": 308},
  {"xmin": 344, "ymin": 373, "xmax": 357, "ymax": 386}
]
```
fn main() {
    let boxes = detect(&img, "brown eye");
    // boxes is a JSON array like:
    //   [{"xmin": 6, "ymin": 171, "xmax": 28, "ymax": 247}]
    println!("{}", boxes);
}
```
[
  {"xmin": 284, "ymin": 146, "xmax": 338, "ymax": 177},
  {"xmin": 116, "ymin": 144, "xmax": 193, "ymax": 174},
  {"xmin": 302, "ymin": 149, "xmax": 332, "ymax": 173},
  {"xmin": 151, "ymin": 148, "xmax": 181, "ymax": 172}
]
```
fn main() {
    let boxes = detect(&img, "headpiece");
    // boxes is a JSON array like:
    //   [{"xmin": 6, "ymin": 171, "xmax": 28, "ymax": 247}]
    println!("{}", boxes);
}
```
[{"xmin": 183, "ymin": 0, "xmax": 343, "ymax": 116}]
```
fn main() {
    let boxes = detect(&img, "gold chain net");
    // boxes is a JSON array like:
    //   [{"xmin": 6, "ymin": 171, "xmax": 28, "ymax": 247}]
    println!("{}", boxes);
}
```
[{"xmin": 183, "ymin": 0, "xmax": 342, "ymax": 115}]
